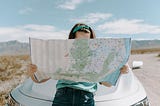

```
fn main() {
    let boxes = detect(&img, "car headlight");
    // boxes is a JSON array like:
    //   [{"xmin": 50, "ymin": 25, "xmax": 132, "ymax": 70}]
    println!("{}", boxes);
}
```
[
  {"xmin": 6, "ymin": 94, "xmax": 25, "ymax": 106},
  {"xmin": 131, "ymin": 97, "xmax": 150, "ymax": 106}
]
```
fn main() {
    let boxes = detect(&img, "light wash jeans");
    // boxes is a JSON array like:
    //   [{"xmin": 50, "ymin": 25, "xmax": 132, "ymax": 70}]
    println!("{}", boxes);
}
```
[{"xmin": 52, "ymin": 87, "xmax": 95, "ymax": 106}]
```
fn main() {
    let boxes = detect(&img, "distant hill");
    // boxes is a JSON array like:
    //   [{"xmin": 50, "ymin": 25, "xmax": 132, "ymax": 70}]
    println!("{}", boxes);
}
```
[
  {"xmin": 131, "ymin": 40, "xmax": 160, "ymax": 50},
  {"xmin": 0, "ymin": 40, "xmax": 159, "ymax": 55},
  {"xmin": 0, "ymin": 40, "xmax": 29, "ymax": 55}
]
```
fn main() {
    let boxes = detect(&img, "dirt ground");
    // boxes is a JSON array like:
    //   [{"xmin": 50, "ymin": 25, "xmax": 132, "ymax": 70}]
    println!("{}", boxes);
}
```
[{"xmin": 128, "ymin": 53, "xmax": 160, "ymax": 106}]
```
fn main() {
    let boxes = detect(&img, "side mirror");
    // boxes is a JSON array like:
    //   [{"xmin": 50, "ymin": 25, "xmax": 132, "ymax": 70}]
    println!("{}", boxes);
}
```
[{"xmin": 132, "ymin": 61, "xmax": 143, "ymax": 70}]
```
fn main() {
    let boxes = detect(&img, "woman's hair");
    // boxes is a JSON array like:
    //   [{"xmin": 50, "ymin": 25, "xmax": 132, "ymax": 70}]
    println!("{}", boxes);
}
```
[{"xmin": 68, "ymin": 23, "xmax": 96, "ymax": 39}]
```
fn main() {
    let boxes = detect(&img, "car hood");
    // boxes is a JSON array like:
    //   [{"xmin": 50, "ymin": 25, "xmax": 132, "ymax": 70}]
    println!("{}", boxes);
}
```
[{"xmin": 17, "ymin": 69, "xmax": 145, "ymax": 102}]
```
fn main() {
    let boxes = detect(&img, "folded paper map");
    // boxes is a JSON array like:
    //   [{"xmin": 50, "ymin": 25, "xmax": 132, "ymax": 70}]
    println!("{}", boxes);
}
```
[{"xmin": 29, "ymin": 38, "xmax": 131, "ymax": 85}]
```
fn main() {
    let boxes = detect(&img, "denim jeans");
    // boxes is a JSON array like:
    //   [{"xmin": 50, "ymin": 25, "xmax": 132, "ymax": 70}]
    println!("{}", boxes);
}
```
[{"xmin": 52, "ymin": 87, "xmax": 95, "ymax": 106}]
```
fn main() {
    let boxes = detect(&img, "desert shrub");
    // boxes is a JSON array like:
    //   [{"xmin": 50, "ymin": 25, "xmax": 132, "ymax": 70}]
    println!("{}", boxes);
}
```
[
  {"xmin": 157, "ymin": 53, "xmax": 160, "ymax": 57},
  {"xmin": 0, "ymin": 55, "xmax": 30, "ymax": 105}
]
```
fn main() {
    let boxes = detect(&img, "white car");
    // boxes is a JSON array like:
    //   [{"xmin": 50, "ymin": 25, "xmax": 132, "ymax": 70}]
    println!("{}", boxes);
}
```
[{"xmin": 6, "ymin": 67, "xmax": 149, "ymax": 106}]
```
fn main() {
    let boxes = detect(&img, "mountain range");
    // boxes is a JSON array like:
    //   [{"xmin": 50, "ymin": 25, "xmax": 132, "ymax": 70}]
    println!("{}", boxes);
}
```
[
  {"xmin": 0, "ymin": 40, "xmax": 159, "ymax": 55},
  {"xmin": 0, "ymin": 40, "xmax": 29, "ymax": 55},
  {"xmin": 131, "ymin": 40, "xmax": 160, "ymax": 50}
]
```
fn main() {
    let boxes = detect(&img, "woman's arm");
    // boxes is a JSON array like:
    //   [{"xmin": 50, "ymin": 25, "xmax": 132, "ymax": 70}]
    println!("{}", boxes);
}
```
[
  {"xmin": 99, "ymin": 82, "xmax": 112, "ymax": 87},
  {"xmin": 27, "ymin": 64, "xmax": 50, "ymax": 83}
]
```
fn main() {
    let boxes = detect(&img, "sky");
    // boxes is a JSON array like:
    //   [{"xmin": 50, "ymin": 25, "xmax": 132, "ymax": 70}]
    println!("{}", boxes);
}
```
[{"xmin": 0, "ymin": 0, "xmax": 160, "ymax": 42}]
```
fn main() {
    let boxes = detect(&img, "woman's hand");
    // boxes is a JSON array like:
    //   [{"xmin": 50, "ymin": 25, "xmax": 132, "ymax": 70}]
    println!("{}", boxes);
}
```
[
  {"xmin": 28, "ymin": 64, "xmax": 37, "ymax": 76},
  {"xmin": 120, "ymin": 64, "xmax": 129, "ymax": 74},
  {"xmin": 27, "ymin": 64, "xmax": 39, "ymax": 83},
  {"xmin": 27, "ymin": 64, "xmax": 50, "ymax": 83}
]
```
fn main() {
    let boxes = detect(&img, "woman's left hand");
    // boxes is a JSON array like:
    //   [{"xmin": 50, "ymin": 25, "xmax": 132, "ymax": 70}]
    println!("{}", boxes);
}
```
[{"xmin": 120, "ymin": 64, "xmax": 129, "ymax": 74}]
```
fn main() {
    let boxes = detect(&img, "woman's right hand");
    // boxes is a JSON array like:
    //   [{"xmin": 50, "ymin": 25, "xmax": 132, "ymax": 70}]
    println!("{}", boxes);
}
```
[
  {"xmin": 27, "ymin": 64, "xmax": 51, "ymax": 83},
  {"xmin": 28, "ymin": 64, "xmax": 37, "ymax": 77},
  {"xmin": 27, "ymin": 64, "xmax": 40, "ymax": 83}
]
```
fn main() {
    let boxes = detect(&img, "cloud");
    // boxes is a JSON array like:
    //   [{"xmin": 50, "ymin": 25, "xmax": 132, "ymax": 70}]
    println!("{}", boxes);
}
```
[
  {"xmin": 19, "ymin": 7, "xmax": 33, "ymax": 15},
  {"xmin": 71, "ymin": 13, "xmax": 112, "ymax": 24},
  {"xmin": 57, "ymin": 0, "xmax": 93, "ymax": 10},
  {"xmin": 23, "ymin": 24, "xmax": 56, "ymax": 31},
  {"xmin": 97, "ymin": 19, "xmax": 160, "ymax": 34},
  {"xmin": 0, "ymin": 24, "xmax": 68, "ymax": 42}
]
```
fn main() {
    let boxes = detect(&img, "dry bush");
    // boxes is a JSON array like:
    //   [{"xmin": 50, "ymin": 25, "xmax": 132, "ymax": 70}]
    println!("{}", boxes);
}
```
[
  {"xmin": 131, "ymin": 48, "xmax": 160, "ymax": 54},
  {"xmin": 157, "ymin": 53, "xmax": 160, "ymax": 57},
  {"xmin": 0, "ymin": 55, "xmax": 31, "ymax": 105}
]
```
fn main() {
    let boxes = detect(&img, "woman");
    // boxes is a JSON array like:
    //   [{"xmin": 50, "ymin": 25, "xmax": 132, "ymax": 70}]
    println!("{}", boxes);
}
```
[{"xmin": 28, "ymin": 23, "xmax": 129, "ymax": 106}]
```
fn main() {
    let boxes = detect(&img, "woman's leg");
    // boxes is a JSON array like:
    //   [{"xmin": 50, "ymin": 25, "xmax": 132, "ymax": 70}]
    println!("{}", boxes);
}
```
[
  {"xmin": 52, "ymin": 88, "xmax": 72, "ymax": 106},
  {"xmin": 78, "ymin": 90, "xmax": 95, "ymax": 106},
  {"xmin": 52, "ymin": 87, "xmax": 95, "ymax": 106}
]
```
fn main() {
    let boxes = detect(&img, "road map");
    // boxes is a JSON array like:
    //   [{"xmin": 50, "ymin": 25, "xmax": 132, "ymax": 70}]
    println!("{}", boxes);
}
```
[{"xmin": 30, "ymin": 38, "xmax": 131, "ymax": 85}]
